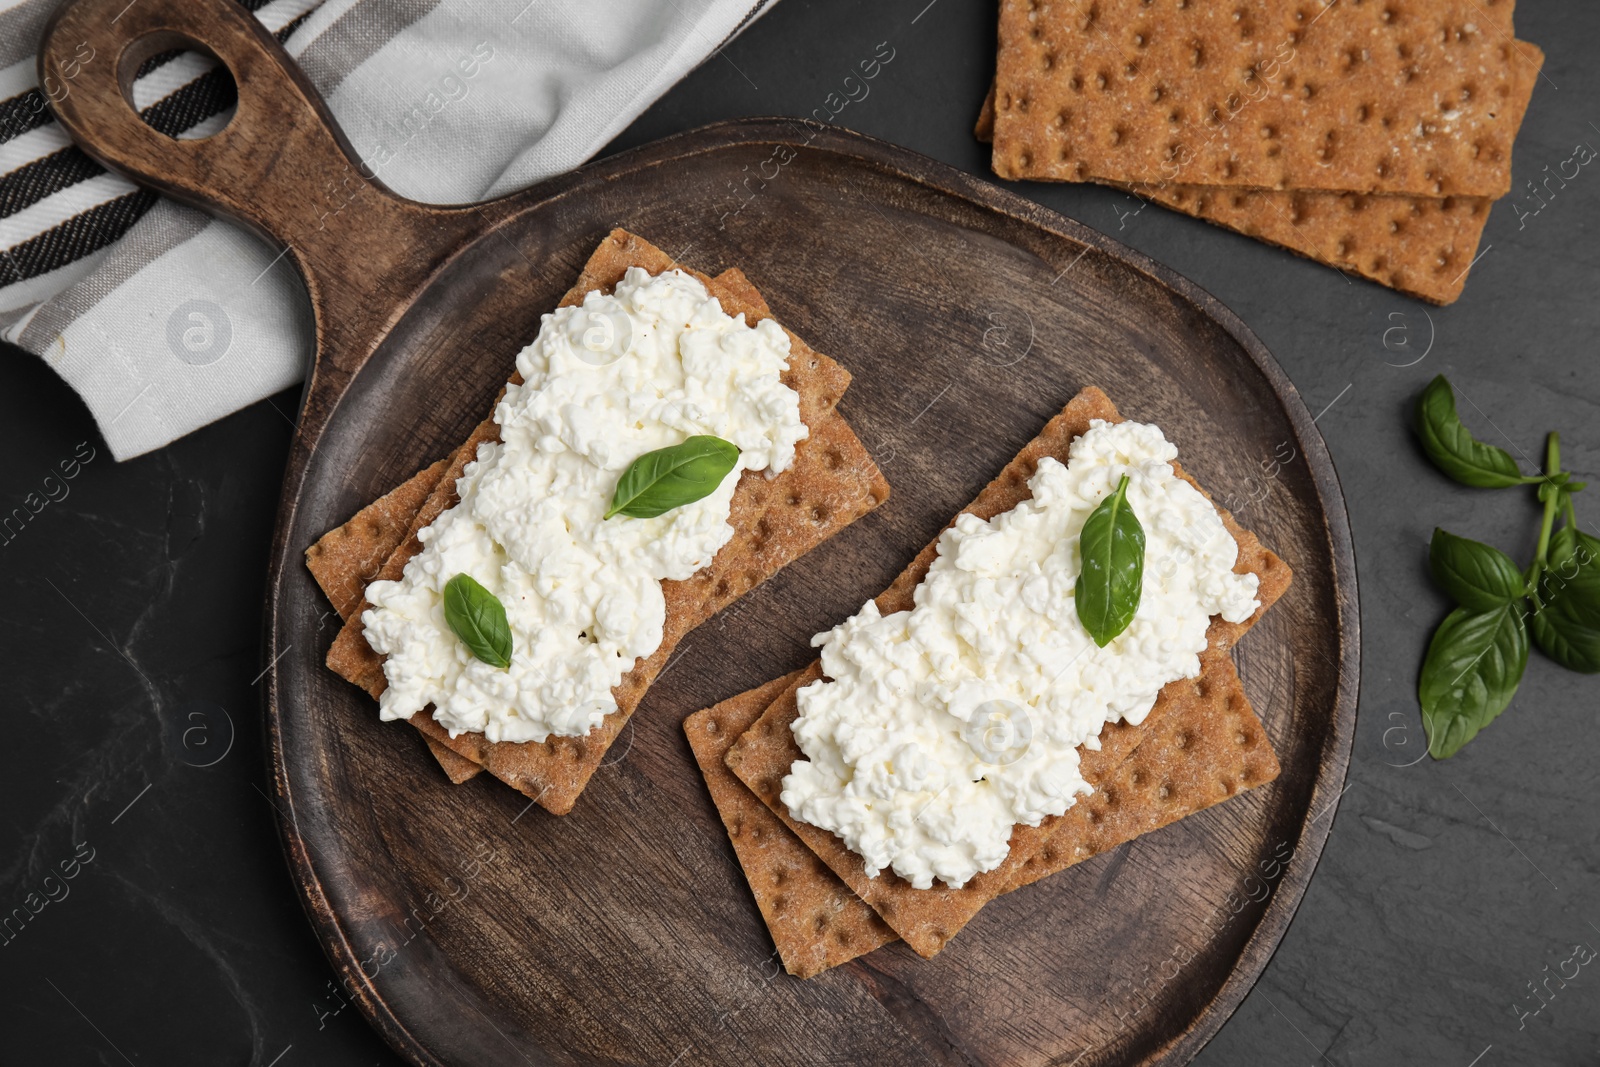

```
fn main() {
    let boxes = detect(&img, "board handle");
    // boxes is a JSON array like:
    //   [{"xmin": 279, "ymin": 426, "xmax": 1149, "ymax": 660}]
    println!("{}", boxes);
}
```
[{"xmin": 37, "ymin": 0, "xmax": 482, "ymax": 375}]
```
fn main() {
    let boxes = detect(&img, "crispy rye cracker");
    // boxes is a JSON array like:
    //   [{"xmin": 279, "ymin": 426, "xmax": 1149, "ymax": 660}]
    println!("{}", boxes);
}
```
[
  {"xmin": 1110, "ymin": 178, "xmax": 1500, "ymax": 306},
  {"xmin": 1107, "ymin": 42, "xmax": 1542, "ymax": 305},
  {"xmin": 685, "ymin": 674, "xmax": 897, "ymax": 979},
  {"xmin": 305, "ymin": 457, "xmax": 448, "ymax": 620},
  {"xmin": 325, "ymin": 230, "xmax": 889, "ymax": 814},
  {"xmin": 976, "ymin": 86, "xmax": 1507, "ymax": 305},
  {"xmin": 708, "ymin": 645, "xmax": 1272, "ymax": 975},
  {"xmin": 992, "ymin": 0, "xmax": 1541, "ymax": 198},
  {"xmin": 726, "ymin": 387, "xmax": 1291, "ymax": 957},
  {"xmin": 305, "ymin": 459, "xmax": 482, "ymax": 784},
  {"xmin": 976, "ymin": 41, "xmax": 1545, "ymax": 307}
]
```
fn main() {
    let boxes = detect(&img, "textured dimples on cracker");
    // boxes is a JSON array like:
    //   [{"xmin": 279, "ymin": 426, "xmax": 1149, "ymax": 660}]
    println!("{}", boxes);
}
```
[
  {"xmin": 991, "ymin": 0, "xmax": 1540, "ymax": 198},
  {"xmin": 685, "ymin": 673, "xmax": 897, "ymax": 979},
  {"xmin": 306, "ymin": 457, "xmax": 484, "ymax": 784},
  {"xmin": 695, "ymin": 649, "xmax": 1275, "ymax": 975},
  {"xmin": 975, "ymin": 84, "xmax": 1499, "ymax": 306},
  {"xmin": 976, "ymin": 26, "xmax": 1545, "ymax": 306},
  {"xmin": 716, "ymin": 387, "xmax": 1290, "ymax": 967},
  {"xmin": 312, "ymin": 230, "xmax": 890, "ymax": 814}
]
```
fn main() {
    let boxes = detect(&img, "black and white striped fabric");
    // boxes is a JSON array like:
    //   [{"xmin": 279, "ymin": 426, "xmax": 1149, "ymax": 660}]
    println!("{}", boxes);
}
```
[{"xmin": 1, "ymin": 0, "xmax": 775, "ymax": 459}]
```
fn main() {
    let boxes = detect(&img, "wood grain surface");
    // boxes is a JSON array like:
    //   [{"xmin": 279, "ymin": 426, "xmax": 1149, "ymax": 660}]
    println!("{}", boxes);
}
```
[{"xmin": 39, "ymin": 0, "xmax": 1358, "ymax": 1063}]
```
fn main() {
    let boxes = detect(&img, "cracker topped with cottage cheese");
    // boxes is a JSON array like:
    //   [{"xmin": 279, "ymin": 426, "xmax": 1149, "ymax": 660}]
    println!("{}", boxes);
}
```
[
  {"xmin": 360, "ymin": 267, "xmax": 808, "ymax": 744},
  {"xmin": 780, "ymin": 419, "xmax": 1261, "ymax": 889}
]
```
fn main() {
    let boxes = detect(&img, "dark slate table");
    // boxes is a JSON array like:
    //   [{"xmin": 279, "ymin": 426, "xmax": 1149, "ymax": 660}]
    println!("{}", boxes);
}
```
[{"xmin": 3, "ymin": 0, "xmax": 1594, "ymax": 1063}]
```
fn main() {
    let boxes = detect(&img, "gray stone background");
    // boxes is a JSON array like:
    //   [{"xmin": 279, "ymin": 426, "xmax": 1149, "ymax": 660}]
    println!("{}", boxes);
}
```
[{"xmin": 1, "ymin": 0, "xmax": 1594, "ymax": 1063}]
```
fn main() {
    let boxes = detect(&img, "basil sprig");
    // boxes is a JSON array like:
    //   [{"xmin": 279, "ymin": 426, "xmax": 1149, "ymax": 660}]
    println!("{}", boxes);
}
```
[
  {"xmin": 1075, "ymin": 473, "xmax": 1146, "ymax": 647},
  {"xmin": 605, "ymin": 435, "xmax": 740, "ymax": 520},
  {"xmin": 442, "ymin": 573, "xmax": 512, "ymax": 669},
  {"xmin": 1414, "ymin": 376, "xmax": 1599, "ymax": 758}
]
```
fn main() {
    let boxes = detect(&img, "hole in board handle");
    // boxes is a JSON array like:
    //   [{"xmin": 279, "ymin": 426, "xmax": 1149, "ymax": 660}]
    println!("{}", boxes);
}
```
[{"xmin": 116, "ymin": 30, "xmax": 239, "ymax": 142}]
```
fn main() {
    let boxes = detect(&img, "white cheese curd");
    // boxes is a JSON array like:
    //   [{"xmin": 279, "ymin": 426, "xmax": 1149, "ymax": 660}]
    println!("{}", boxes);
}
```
[
  {"xmin": 781, "ymin": 419, "xmax": 1259, "ymax": 889},
  {"xmin": 361, "ymin": 267, "xmax": 807, "ymax": 743}
]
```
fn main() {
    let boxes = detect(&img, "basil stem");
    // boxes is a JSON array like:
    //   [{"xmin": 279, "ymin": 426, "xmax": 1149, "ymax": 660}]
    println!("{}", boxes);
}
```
[{"xmin": 1525, "ymin": 434, "xmax": 1567, "ymax": 611}]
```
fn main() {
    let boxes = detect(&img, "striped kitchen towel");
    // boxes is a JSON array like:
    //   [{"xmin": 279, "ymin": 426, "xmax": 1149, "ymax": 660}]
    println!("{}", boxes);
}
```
[{"xmin": 0, "ymin": 0, "xmax": 776, "ymax": 459}]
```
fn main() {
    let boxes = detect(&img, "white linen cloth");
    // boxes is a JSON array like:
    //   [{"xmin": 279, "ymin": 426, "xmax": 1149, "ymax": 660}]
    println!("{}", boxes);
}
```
[{"xmin": 0, "ymin": 0, "xmax": 774, "ymax": 458}]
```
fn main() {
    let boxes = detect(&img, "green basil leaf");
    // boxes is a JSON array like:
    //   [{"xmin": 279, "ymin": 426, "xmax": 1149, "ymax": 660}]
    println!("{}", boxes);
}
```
[
  {"xmin": 442, "ymin": 573, "xmax": 512, "ymax": 669},
  {"xmin": 1414, "ymin": 375, "xmax": 1530, "ymax": 489},
  {"xmin": 1428, "ymin": 527, "xmax": 1526, "ymax": 611},
  {"xmin": 1074, "ymin": 473, "xmax": 1145, "ymax": 648},
  {"xmin": 1540, "ymin": 527, "xmax": 1600, "ymax": 626},
  {"xmin": 1555, "ymin": 526, "xmax": 1600, "ymax": 570},
  {"xmin": 1419, "ymin": 604, "xmax": 1528, "ymax": 759},
  {"xmin": 1530, "ymin": 608, "xmax": 1600, "ymax": 673},
  {"xmin": 605, "ymin": 435, "xmax": 740, "ymax": 520},
  {"xmin": 1560, "ymin": 526, "xmax": 1600, "ymax": 562}
]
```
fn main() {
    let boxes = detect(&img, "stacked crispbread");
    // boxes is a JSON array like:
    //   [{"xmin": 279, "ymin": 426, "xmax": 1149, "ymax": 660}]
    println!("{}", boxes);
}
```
[
  {"xmin": 307, "ymin": 456, "xmax": 486, "ymax": 784},
  {"xmin": 686, "ymin": 386, "xmax": 1292, "ymax": 976},
  {"xmin": 308, "ymin": 230, "xmax": 889, "ymax": 813},
  {"xmin": 979, "ymin": 0, "xmax": 1545, "ymax": 303}
]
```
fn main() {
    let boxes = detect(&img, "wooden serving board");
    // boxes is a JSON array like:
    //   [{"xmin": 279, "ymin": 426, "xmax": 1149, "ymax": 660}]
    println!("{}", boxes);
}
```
[{"xmin": 41, "ymin": 0, "xmax": 1358, "ymax": 1063}]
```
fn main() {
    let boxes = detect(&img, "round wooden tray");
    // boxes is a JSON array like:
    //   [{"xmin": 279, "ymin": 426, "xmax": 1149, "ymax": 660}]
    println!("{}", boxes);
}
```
[
  {"xmin": 39, "ymin": 0, "xmax": 1357, "ymax": 1060},
  {"xmin": 269, "ymin": 124, "xmax": 1356, "ymax": 1066}
]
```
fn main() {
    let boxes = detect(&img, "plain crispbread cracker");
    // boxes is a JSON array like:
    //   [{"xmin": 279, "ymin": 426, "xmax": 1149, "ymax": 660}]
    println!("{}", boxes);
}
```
[
  {"xmin": 974, "ymin": 82, "xmax": 998, "ymax": 144},
  {"xmin": 992, "ymin": 0, "xmax": 1539, "ymax": 198},
  {"xmin": 418, "ymin": 729, "xmax": 487, "ymax": 784},
  {"xmin": 726, "ymin": 386, "xmax": 1291, "ymax": 958},
  {"xmin": 1111, "ymin": 179, "xmax": 1498, "ymax": 305},
  {"xmin": 976, "ymin": 35, "xmax": 1543, "ymax": 308},
  {"xmin": 306, "ymin": 457, "xmax": 483, "ymax": 784},
  {"xmin": 685, "ymin": 673, "xmax": 897, "ymax": 978},
  {"xmin": 324, "ymin": 230, "xmax": 889, "ymax": 814},
  {"xmin": 975, "ymin": 85, "xmax": 1501, "ymax": 305},
  {"xmin": 1104, "ymin": 41, "xmax": 1542, "ymax": 305},
  {"xmin": 305, "ymin": 457, "xmax": 449, "ymax": 621}
]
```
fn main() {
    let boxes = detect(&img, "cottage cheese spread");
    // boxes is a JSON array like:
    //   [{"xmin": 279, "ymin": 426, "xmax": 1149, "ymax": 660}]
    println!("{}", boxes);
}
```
[
  {"xmin": 781, "ymin": 419, "xmax": 1259, "ymax": 889},
  {"xmin": 362, "ymin": 268, "xmax": 807, "ymax": 743}
]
